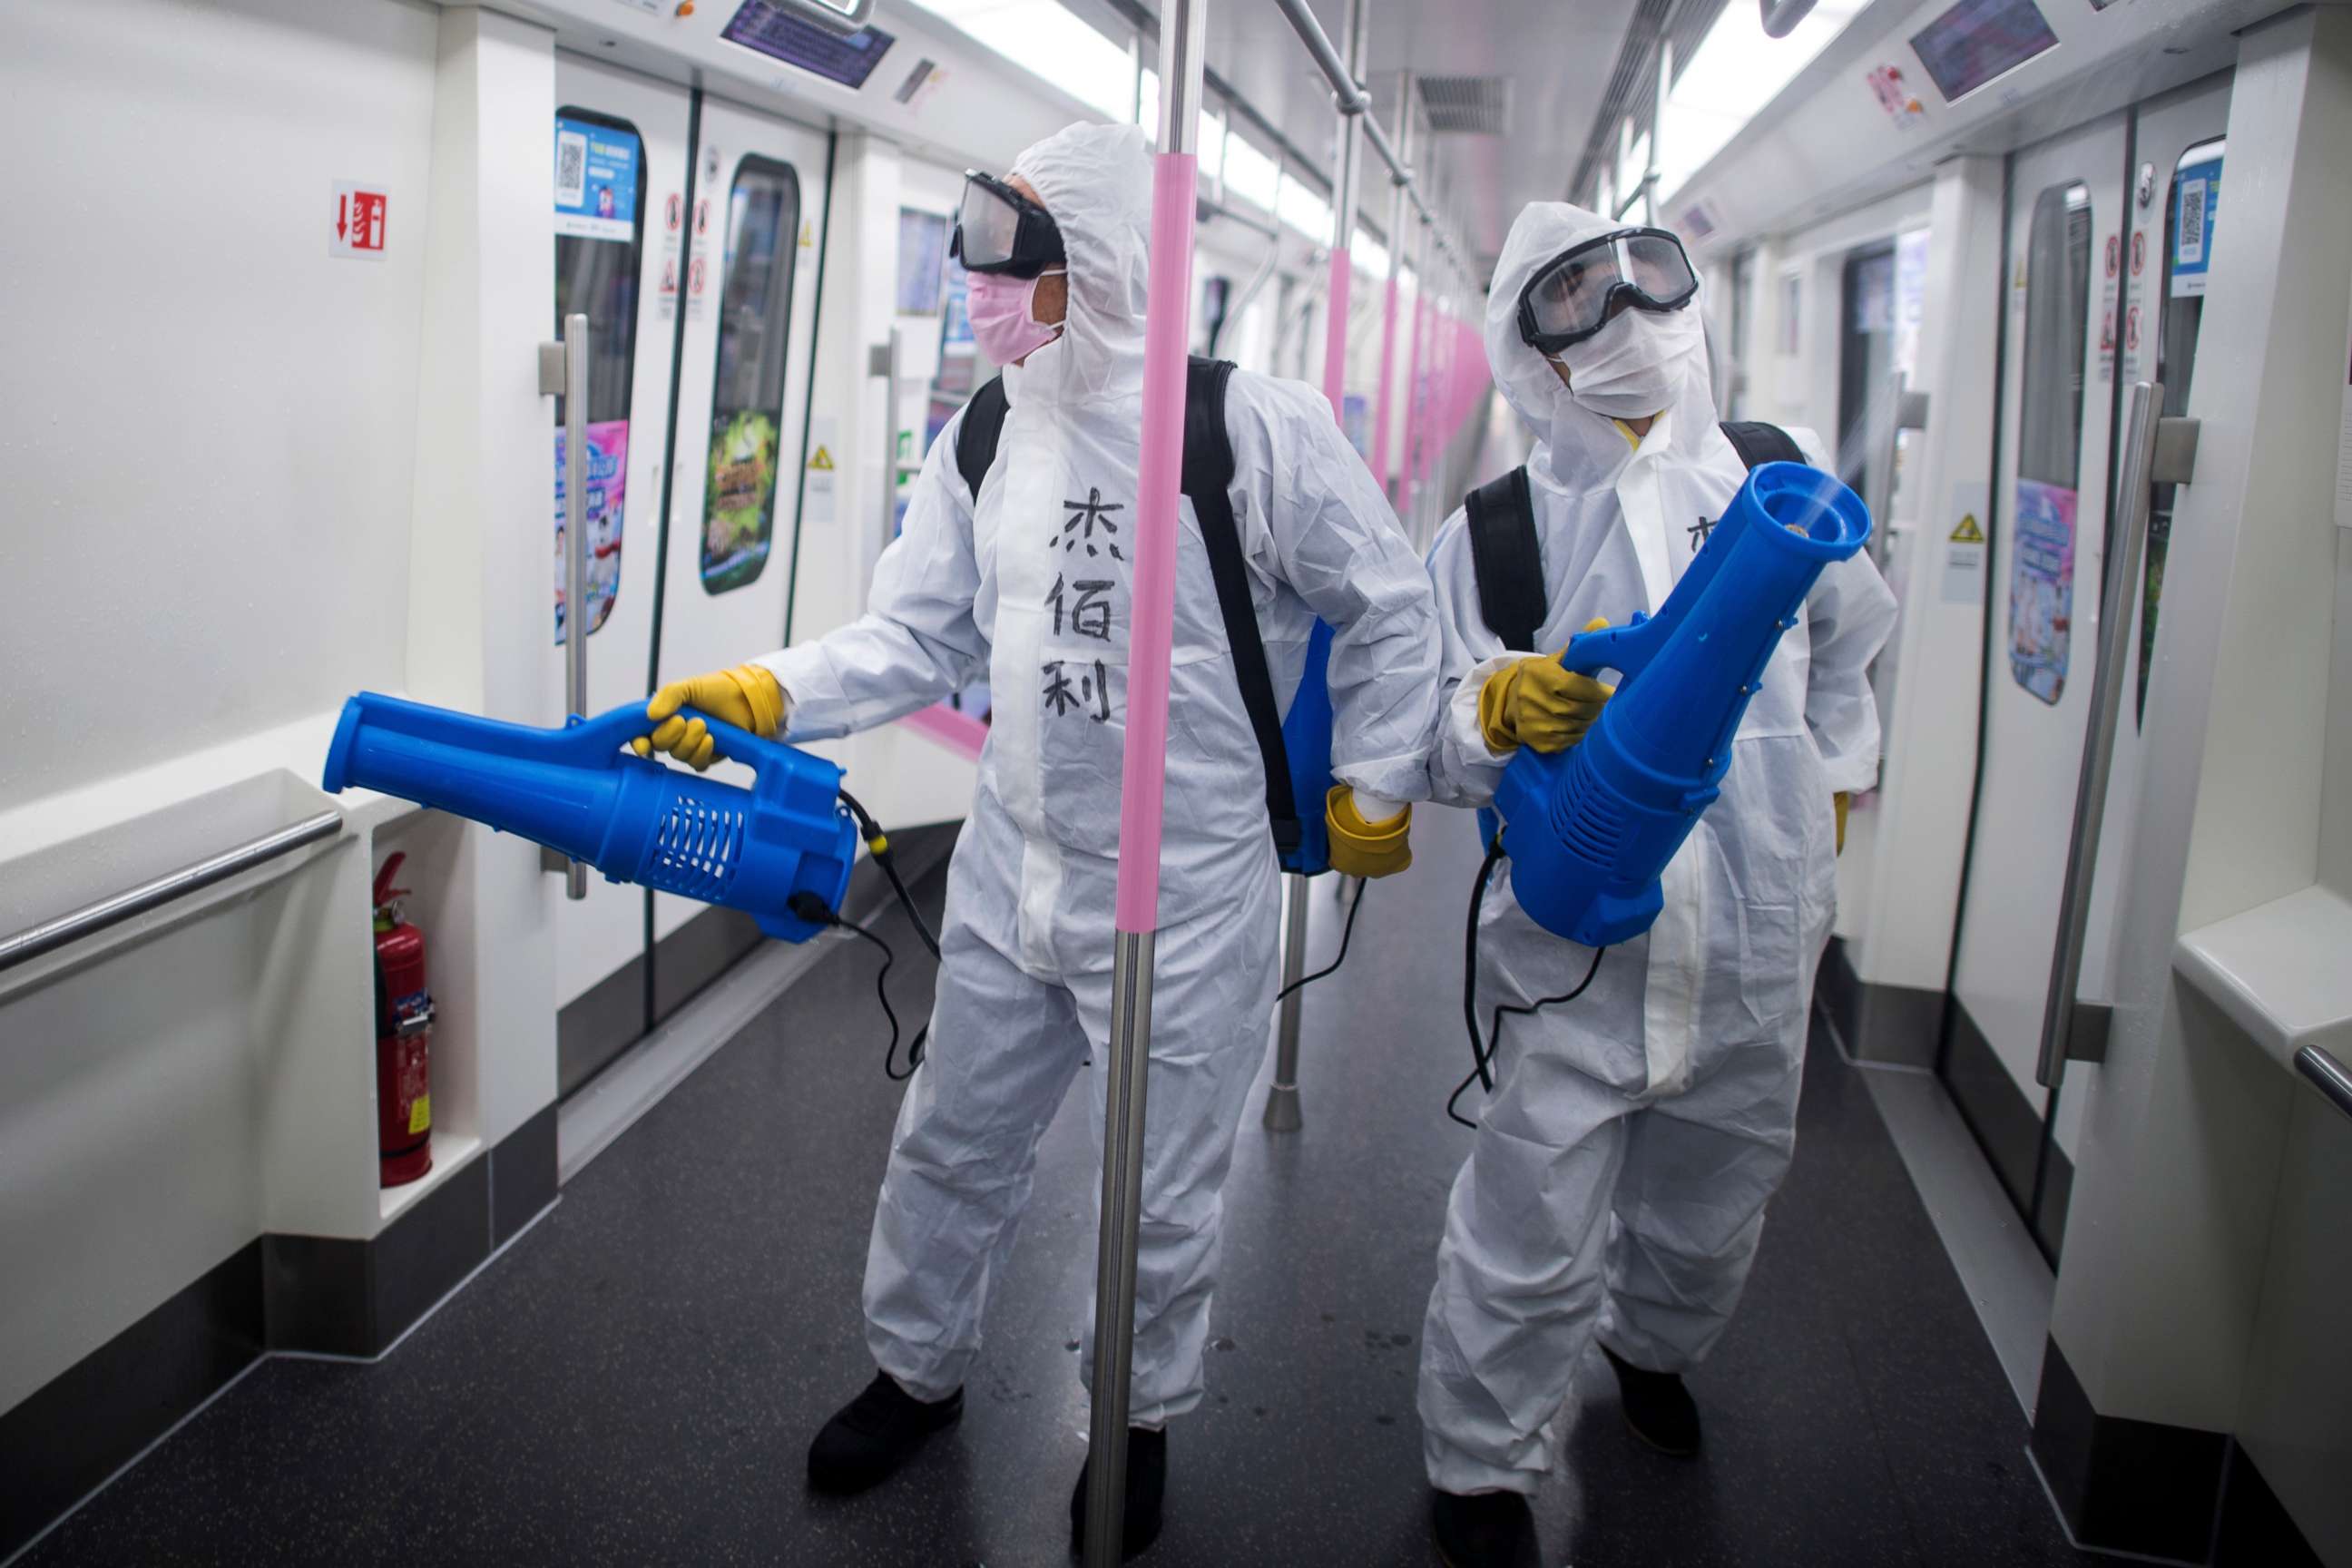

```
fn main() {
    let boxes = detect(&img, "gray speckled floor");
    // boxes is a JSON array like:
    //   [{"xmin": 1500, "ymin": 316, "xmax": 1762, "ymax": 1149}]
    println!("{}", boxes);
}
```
[{"xmin": 24, "ymin": 813, "xmax": 2091, "ymax": 1568}]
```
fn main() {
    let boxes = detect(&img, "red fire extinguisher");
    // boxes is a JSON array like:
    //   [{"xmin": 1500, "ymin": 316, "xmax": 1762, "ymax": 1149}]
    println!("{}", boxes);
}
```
[{"xmin": 373, "ymin": 854, "xmax": 434, "ymax": 1189}]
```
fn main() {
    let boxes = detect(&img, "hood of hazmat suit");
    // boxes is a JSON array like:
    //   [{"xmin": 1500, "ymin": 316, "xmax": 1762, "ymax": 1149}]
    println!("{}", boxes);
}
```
[
  {"xmin": 1414, "ymin": 201, "xmax": 1898, "ymax": 1496},
  {"xmin": 759, "ymin": 122, "xmax": 1442, "ymax": 1428}
]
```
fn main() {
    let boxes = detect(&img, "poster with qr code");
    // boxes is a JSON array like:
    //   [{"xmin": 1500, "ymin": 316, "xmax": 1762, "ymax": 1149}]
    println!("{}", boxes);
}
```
[
  {"xmin": 2170, "ymin": 157, "xmax": 2220, "ymax": 299},
  {"xmin": 554, "ymin": 115, "xmax": 639, "ymax": 243}
]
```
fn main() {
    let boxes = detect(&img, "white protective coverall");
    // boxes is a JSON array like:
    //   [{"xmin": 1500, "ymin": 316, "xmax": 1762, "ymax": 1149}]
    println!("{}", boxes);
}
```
[
  {"xmin": 1415, "ymin": 202, "xmax": 1897, "ymax": 1494},
  {"xmin": 763, "ymin": 123, "xmax": 1441, "ymax": 1427}
]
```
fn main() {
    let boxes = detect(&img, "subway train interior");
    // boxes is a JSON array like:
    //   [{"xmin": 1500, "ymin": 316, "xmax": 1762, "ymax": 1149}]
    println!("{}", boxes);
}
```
[{"xmin": 4, "ymin": 0, "xmax": 2348, "ymax": 1562}]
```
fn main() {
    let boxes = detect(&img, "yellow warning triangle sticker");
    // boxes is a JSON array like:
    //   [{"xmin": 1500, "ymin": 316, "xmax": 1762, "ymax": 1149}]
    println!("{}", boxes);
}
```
[
  {"xmin": 1950, "ymin": 513, "xmax": 1985, "ymax": 544},
  {"xmin": 799, "ymin": 220, "xmax": 815, "ymax": 249},
  {"xmin": 808, "ymin": 445, "xmax": 835, "ymax": 471}
]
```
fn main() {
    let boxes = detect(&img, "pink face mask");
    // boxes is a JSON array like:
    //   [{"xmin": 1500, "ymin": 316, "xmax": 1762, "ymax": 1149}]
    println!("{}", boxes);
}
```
[{"xmin": 965, "ymin": 268, "xmax": 1063, "ymax": 365}]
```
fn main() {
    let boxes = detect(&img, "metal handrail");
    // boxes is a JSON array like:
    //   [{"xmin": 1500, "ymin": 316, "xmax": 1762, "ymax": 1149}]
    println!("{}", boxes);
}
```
[
  {"xmin": 2297, "ymin": 1045, "xmax": 2352, "ymax": 1122},
  {"xmin": 0, "ymin": 809, "xmax": 344, "ymax": 976}
]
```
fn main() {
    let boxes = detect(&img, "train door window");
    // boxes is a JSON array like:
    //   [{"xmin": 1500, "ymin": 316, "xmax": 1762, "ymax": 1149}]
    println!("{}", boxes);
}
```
[
  {"xmin": 1727, "ymin": 248, "xmax": 1754, "ymax": 417},
  {"xmin": 2140, "ymin": 139, "xmax": 2222, "ymax": 722},
  {"xmin": 701, "ymin": 156, "xmax": 801, "ymax": 594},
  {"xmin": 554, "ymin": 109, "xmax": 649, "ymax": 641},
  {"xmin": 1838, "ymin": 242, "xmax": 1896, "ymax": 497},
  {"xmin": 2009, "ymin": 180, "xmax": 2092, "ymax": 704}
]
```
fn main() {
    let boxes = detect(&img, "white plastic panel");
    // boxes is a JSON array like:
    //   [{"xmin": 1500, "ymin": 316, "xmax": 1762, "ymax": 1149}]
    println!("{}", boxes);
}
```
[{"xmin": 0, "ymin": 0, "xmax": 438, "ymax": 810}]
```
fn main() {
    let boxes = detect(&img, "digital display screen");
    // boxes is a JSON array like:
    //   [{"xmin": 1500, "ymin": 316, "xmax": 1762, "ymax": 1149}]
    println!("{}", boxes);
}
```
[
  {"xmin": 722, "ymin": 2, "xmax": 896, "ymax": 89},
  {"xmin": 1909, "ymin": 0, "xmax": 2059, "ymax": 103}
]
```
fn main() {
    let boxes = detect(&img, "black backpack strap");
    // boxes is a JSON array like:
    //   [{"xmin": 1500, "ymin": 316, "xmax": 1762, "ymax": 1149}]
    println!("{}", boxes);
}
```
[
  {"xmin": 954, "ymin": 376, "xmax": 1010, "ymax": 503},
  {"xmin": 1719, "ymin": 419, "xmax": 1806, "ymax": 470},
  {"xmin": 1465, "ymin": 466, "xmax": 1546, "ymax": 652},
  {"xmin": 1183, "ymin": 357, "xmax": 1302, "ymax": 858}
]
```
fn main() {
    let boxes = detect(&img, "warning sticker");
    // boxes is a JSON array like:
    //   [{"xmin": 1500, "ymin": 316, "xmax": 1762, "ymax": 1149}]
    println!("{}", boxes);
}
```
[
  {"xmin": 1942, "ymin": 486, "xmax": 1988, "ymax": 606},
  {"xmin": 331, "ymin": 182, "xmax": 388, "ymax": 259},
  {"xmin": 808, "ymin": 445, "xmax": 835, "ymax": 471},
  {"xmin": 1949, "ymin": 514, "xmax": 1984, "ymax": 544},
  {"xmin": 408, "ymin": 1093, "xmax": 431, "ymax": 1137}
]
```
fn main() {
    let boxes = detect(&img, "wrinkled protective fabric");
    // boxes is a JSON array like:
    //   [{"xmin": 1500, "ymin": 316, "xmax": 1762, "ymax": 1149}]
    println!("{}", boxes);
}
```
[
  {"xmin": 1415, "ymin": 200, "xmax": 1896, "ymax": 1495},
  {"xmin": 965, "ymin": 267, "xmax": 1063, "ymax": 366},
  {"xmin": 1557, "ymin": 306, "xmax": 1707, "ymax": 419},
  {"xmin": 760, "ymin": 122, "xmax": 1441, "ymax": 1425}
]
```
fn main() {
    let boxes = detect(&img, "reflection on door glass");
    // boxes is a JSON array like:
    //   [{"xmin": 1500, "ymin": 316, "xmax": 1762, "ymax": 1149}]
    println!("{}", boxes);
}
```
[
  {"xmin": 702, "ymin": 157, "xmax": 801, "ymax": 594},
  {"xmin": 2008, "ymin": 181, "xmax": 2090, "ymax": 707},
  {"xmin": 2140, "ymin": 139, "xmax": 2224, "ymax": 724},
  {"xmin": 1838, "ymin": 242, "xmax": 1896, "ymax": 498},
  {"xmin": 554, "ymin": 110, "xmax": 648, "ymax": 642}
]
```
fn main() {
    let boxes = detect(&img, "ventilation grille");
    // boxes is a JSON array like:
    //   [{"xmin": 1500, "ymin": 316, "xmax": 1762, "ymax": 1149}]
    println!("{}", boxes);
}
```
[
  {"xmin": 1418, "ymin": 75, "xmax": 1514, "ymax": 136},
  {"xmin": 644, "ymin": 794, "xmax": 747, "ymax": 902},
  {"xmin": 1550, "ymin": 748, "xmax": 1627, "ymax": 870}
]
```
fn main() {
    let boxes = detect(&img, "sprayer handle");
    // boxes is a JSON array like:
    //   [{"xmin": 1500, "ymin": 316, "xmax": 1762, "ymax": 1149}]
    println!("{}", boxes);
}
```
[
  {"xmin": 1561, "ymin": 612, "xmax": 1661, "ymax": 684},
  {"xmin": 564, "ymin": 701, "xmax": 799, "ymax": 780}
]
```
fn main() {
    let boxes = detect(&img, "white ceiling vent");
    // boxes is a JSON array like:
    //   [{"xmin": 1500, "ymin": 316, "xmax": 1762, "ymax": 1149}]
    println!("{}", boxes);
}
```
[{"xmin": 1418, "ymin": 75, "xmax": 1514, "ymax": 136}]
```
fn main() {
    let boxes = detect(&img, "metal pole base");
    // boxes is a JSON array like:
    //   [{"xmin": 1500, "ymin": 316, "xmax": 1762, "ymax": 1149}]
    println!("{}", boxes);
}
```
[{"xmin": 1261, "ymin": 1082, "xmax": 1303, "ymax": 1132}]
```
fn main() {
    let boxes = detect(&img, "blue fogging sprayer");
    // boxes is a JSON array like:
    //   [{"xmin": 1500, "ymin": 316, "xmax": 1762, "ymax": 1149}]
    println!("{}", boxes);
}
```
[
  {"xmin": 1492, "ymin": 460, "xmax": 1872, "ymax": 947},
  {"xmin": 321, "ymin": 695, "xmax": 858, "ymax": 943}
]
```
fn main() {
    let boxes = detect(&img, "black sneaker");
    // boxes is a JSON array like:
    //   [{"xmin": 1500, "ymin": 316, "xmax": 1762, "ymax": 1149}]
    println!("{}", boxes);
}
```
[
  {"xmin": 1602, "ymin": 1346, "xmax": 1700, "ymax": 1457},
  {"xmin": 1431, "ymin": 1489, "xmax": 1540, "ymax": 1568},
  {"xmin": 806, "ymin": 1371, "xmax": 964, "ymax": 1494},
  {"xmin": 1068, "ymin": 1426, "xmax": 1167, "ymax": 1561}
]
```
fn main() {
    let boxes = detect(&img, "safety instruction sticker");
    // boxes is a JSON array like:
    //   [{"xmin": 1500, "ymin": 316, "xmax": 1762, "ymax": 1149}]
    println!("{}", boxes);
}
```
[
  {"xmin": 554, "ymin": 115, "xmax": 639, "ymax": 242},
  {"xmin": 330, "ymin": 182, "xmax": 388, "ymax": 259},
  {"xmin": 1942, "ymin": 485, "xmax": 1988, "ymax": 606},
  {"xmin": 2009, "ymin": 478, "xmax": 2076, "ymax": 705},
  {"xmin": 804, "ymin": 416, "xmax": 838, "ymax": 524},
  {"xmin": 2171, "ymin": 158, "xmax": 2220, "ymax": 298}
]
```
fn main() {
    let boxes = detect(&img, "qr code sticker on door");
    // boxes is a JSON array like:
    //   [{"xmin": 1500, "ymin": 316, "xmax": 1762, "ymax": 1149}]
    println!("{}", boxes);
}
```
[{"xmin": 556, "ymin": 130, "xmax": 587, "ymax": 208}]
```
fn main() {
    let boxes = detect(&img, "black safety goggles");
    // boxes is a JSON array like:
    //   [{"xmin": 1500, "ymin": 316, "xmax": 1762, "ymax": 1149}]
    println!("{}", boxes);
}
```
[
  {"xmin": 950, "ymin": 171, "xmax": 1067, "ymax": 279},
  {"xmin": 1515, "ymin": 228, "xmax": 1699, "ymax": 352}
]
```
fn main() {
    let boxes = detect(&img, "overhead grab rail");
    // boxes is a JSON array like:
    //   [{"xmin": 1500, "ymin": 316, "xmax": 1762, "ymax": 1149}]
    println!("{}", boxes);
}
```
[
  {"xmin": 2297, "ymin": 1045, "xmax": 2352, "ymax": 1123},
  {"xmin": 0, "ymin": 809, "xmax": 344, "ymax": 977},
  {"xmin": 1267, "ymin": 0, "xmax": 1470, "ymax": 279}
]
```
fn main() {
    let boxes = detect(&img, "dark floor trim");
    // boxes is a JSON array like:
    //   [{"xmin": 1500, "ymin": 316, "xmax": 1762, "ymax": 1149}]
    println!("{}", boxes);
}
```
[
  {"xmin": 560, "ymin": 951, "xmax": 651, "ymax": 1098},
  {"xmin": 1939, "ymin": 998, "xmax": 2076, "ymax": 1259},
  {"xmin": 2031, "ymin": 1335, "xmax": 2228, "ymax": 1563},
  {"xmin": 1819, "ymin": 937, "xmax": 1945, "ymax": 1068},
  {"xmin": 2213, "ymin": 1440, "xmax": 2328, "ymax": 1568},
  {"xmin": 651, "ymin": 905, "xmax": 765, "ymax": 1024},
  {"xmin": 1, "ymin": 1112, "xmax": 559, "ymax": 1563},
  {"xmin": 0, "ymin": 1241, "xmax": 264, "ymax": 1561}
]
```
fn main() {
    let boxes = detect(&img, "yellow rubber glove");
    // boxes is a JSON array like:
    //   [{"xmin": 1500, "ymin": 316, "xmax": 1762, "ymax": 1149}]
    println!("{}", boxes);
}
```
[
  {"xmin": 1834, "ymin": 791, "xmax": 1850, "ymax": 856},
  {"xmin": 1326, "ymin": 786, "xmax": 1412, "ymax": 879},
  {"xmin": 634, "ymin": 664, "xmax": 788, "ymax": 771},
  {"xmin": 1477, "ymin": 619, "xmax": 1616, "ymax": 754}
]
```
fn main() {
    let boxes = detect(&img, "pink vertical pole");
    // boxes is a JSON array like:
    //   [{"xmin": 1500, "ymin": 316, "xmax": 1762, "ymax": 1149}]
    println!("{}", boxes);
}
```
[
  {"xmin": 1089, "ymin": 4, "xmax": 1202, "ymax": 1561},
  {"xmin": 1371, "ymin": 272, "xmax": 1400, "ymax": 486},
  {"xmin": 1402, "ymin": 278, "xmax": 1427, "ymax": 514},
  {"xmin": 1320, "ymin": 247, "xmax": 1351, "ymax": 422}
]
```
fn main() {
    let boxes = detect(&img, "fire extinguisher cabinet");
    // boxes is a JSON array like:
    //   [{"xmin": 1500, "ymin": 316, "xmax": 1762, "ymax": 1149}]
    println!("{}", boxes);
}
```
[{"xmin": 372, "ymin": 854, "xmax": 433, "ymax": 1188}]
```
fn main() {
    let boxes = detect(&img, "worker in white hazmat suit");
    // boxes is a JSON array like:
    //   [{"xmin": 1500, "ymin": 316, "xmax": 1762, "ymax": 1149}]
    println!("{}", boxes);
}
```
[
  {"xmin": 1414, "ymin": 202, "xmax": 1896, "ymax": 1568},
  {"xmin": 637, "ymin": 122, "xmax": 1441, "ymax": 1559}
]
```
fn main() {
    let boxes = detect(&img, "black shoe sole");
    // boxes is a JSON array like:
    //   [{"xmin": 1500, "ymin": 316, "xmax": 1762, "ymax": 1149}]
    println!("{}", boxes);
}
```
[{"xmin": 807, "ymin": 1402, "xmax": 965, "ymax": 1494}]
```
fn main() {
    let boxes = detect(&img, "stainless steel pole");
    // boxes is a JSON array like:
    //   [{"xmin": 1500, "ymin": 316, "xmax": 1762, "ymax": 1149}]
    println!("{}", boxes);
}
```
[
  {"xmin": 562, "ymin": 310, "xmax": 590, "ymax": 900},
  {"xmin": 1262, "ymin": 875, "xmax": 1311, "ymax": 1130},
  {"xmin": 1084, "ymin": 2, "xmax": 1203, "ymax": 1561}
]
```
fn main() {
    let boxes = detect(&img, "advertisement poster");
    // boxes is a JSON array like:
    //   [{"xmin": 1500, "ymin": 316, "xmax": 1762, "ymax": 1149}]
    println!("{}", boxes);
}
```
[
  {"xmin": 554, "ymin": 420, "xmax": 627, "ymax": 643},
  {"xmin": 554, "ymin": 115, "xmax": 639, "ymax": 242},
  {"xmin": 2008, "ymin": 477, "xmax": 2076, "ymax": 705},
  {"xmin": 702, "ymin": 409, "xmax": 779, "ymax": 593},
  {"xmin": 897, "ymin": 208, "xmax": 950, "ymax": 316},
  {"xmin": 2170, "ymin": 157, "xmax": 2220, "ymax": 299}
]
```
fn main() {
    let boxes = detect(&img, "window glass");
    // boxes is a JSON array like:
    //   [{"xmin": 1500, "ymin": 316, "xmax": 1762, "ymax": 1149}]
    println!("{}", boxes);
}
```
[
  {"xmin": 554, "ymin": 109, "xmax": 648, "ymax": 642},
  {"xmin": 2008, "ymin": 180, "xmax": 2091, "ymax": 706},
  {"xmin": 1838, "ymin": 242, "xmax": 1896, "ymax": 495},
  {"xmin": 702, "ymin": 156, "xmax": 802, "ymax": 594},
  {"xmin": 1222, "ymin": 131, "xmax": 1280, "ymax": 212},
  {"xmin": 2140, "ymin": 139, "xmax": 2223, "ymax": 722}
]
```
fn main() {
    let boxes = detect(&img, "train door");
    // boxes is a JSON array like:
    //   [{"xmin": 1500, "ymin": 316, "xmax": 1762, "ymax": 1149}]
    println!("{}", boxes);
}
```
[
  {"xmin": 552, "ymin": 56, "xmax": 691, "ymax": 1093},
  {"xmin": 1940, "ymin": 111, "xmax": 2131, "ymax": 1256},
  {"xmin": 647, "ymin": 97, "xmax": 834, "ymax": 1016}
]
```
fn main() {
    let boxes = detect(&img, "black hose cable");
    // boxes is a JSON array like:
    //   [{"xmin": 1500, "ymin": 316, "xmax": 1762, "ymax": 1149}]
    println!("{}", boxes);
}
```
[
  {"xmin": 1447, "ymin": 841, "xmax": 1607, "ymax": 1129},
  {"xmin": 830, "ymin": 914, "xmax": 927, "ymax": 1081},
  {"xmin": 836, "ymin": 787, "xmax": 943, "ymax": 961},
  {"xmin": 1272, "ymin": 876, "xmax": 1369, "ymax": 1003}
]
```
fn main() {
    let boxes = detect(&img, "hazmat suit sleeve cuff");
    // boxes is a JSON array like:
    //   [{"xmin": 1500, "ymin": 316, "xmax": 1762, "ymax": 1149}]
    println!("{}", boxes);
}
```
[{"xmin": 1429, "ymin": 652, "xmax": 1523, "ymax": 808}]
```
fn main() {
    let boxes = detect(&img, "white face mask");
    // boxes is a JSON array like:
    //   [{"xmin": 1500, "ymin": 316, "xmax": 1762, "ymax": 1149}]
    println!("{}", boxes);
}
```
[{"xmin": 1556, "ymin": 307, "xmax": 1703, "ymax": 419}]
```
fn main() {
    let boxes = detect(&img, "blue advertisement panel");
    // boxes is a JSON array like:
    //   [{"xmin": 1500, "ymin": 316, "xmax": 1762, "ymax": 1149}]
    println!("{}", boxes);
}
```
[{"xmin": 554, "ymin": 115, "xmax": 641, "ymax": 243}]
